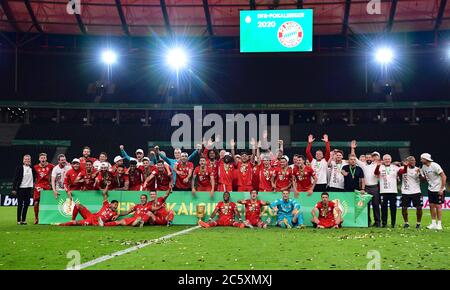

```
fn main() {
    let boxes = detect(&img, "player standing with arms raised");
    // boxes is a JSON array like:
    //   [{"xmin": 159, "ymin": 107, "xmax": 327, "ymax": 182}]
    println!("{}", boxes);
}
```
[{"xmin": 306, "ymin": 134, "xmax": 331, "ymax": 192}]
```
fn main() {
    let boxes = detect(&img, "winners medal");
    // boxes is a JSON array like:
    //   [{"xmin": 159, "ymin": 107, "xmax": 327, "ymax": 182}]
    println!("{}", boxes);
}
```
[{"xmin": 263, "ymin": 168, "xmax": 270, "ymax": 181}]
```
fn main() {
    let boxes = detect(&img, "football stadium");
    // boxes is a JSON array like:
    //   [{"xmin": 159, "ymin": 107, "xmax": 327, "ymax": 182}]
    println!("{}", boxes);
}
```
[{"xmin": 0, "ymin": 0, "xmax": 449, "ymax": 274}]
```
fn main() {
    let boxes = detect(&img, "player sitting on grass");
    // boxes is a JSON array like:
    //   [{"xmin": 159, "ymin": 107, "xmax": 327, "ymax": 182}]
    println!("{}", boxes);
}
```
[
  {"xmin": 101, "ymin": 194, "xmax": 156, "ymax": 227},
  {"xmin": 237, "ymin": 190, "xmax": 271, "ymax": 228},
  {"xmin": 148, "ymin": 189, "xmax": 175, "ymax": 226},
  {"xmin": 59, "ymin": 187, "xmax": 118, "ymax": 226},
  {"xmin": 311, "ymin": 192, "xmax": 343, "ymax": 229},
  {"xmin": 269, "ymin": 190, "xmax": 304, "ymax": 229},
  {"xmin": 199, "ymin": 191, "xmax": 245, "ymax": 228}
]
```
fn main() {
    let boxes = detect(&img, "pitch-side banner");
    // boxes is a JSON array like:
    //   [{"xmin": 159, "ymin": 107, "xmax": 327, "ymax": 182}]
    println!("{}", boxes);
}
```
[{"xmin": 40, "ymin": 191, "xmax": 370, "ymax": 227}]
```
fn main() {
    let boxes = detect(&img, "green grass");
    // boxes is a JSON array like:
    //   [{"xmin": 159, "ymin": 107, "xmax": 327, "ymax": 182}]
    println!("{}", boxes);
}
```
[{"xmin": 1, "ymin": 207, "xmax": 449, "ymax": 270}]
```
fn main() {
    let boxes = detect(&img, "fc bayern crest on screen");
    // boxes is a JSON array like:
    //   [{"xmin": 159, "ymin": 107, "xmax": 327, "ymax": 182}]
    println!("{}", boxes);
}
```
[{"xmin": 278, "ymin": 21, "xmax": 303, "ymax": 48}]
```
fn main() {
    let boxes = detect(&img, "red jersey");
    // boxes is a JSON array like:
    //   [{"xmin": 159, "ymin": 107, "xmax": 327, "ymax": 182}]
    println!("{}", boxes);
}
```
[
  {"xmin": 127, "ymin": 168, "xmax": 143, "ymax": 191},
  {"xmin": 80, "ymin": 169, "xmax": 98, "ymax": 190},
  {"xmin": 243, "ymin": 199, "xmax": 263, "ymax": 222},
  {"xmin": 215, "ymin": 201, "xmax": 237, "ymax": 219},
  {"xmin": 293, "ymin": 165, "xmax": 316, "ymax": 192},
  {"xmin": 79, "ymin": 157, "xmax": 97, "ymax": 170},
  {"xmin": 254, "ymin": 164, "xmax": 274, "ymax": 192},
  {"xmin": 96, "ymin": 200, "xmax": 118, "ymax": 222},
  {"xmin": 218, "ymin": 161, "xmax": 234, "ymax": 190},
  {"xmin": 95, "ymin": 171, "xmax": 114, "ymax": 190},
  {"xmin": 110, "ymin": 164, "xmax": 126, "ymax": 175},
  {"xmin": 132, "ymin": 203, "xmax": 151, "ymax": 218},
  {"xmin": 206, "ymin": 159, "xmax": 219, "ymax": 179},
  {"xmin": 64, "ymin": 168, "xmax": 83, "ymax": 191},
  {"xmin": 194, "ymin": 166, "xmax": 213, "ymax": 190},
  {"xmin": 236, "ymin": 161, "xmax": 253, "ymax": 188},
  {"xmin": 152, "ymin": 168, "xmax": 172, "ymax": 191},
  {"xmin": 34, "ymin": 163, "xmax": 54, "ymax": 187},
  {"xmin": 141, "ymin": 165, "xmax": 156, "ymax": 190},
  {"xmin": 316, "ymin": 201, "xmax": 336, "ymax": 222},
  {"xmin": 113, "ymin": 173, "xmax": 129, "ymax": 190},
  {"xmin": 175, "ymin": 161, "xmax": 194, "ymax": 189},
  {"xmin": 272, "ymin": 167, "xmax": 293, "ymax": 191},
  {"xmin": 149, "ymin": 197, "xmax": 168, "ymax": 216}
]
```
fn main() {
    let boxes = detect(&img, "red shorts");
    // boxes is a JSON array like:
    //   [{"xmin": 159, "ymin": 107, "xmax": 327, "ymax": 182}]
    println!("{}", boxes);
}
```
[
  {"xmin": 197, "ymin": 186, "xmax": 212, "ymax": 192},
  {"xmin": 216, "ymin": 216, "xmax": 235, "ymax": 226},
  {"xmin": 78, "ymin": 216, "xmax": 99, "ymax": 226},
  {"xmin": 318, "ymin": 218, "xmax": 337, "ymax": 228},
  {"xmin": 121, "ymin": 217, "xmax": 139, "ymax": 226},
  {"xmin": 76, "ymin": 205, "xmax": 100, "ymax": 226},
  {"xmin": 33, "ymin": 184, "xmax": 51, "ymax": 202},
  {"xmin": 152, "ymin": 210, "xmax": 174, "ymax": 225},
  {"xmin": 246, "ymin": 217, "xmax": 262, "ymax": 226},
  {"xmin": 218, "ymin": 183, "xmax": 233, "ymax": 192},
  {"xmin": 237, "ymin": 185, "xmax": 253, "ymax": 192}
]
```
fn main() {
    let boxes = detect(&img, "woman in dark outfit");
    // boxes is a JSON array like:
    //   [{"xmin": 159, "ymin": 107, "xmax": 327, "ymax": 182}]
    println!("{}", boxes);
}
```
[{"xmin": 12, "ymin": 155, "xmax": 36, "ymax": 225}]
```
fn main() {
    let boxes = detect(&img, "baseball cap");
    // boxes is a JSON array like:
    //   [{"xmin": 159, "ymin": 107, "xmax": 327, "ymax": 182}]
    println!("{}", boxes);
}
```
[
  {"xmin": 136, "ymin": 149, "xmax": 144, "ymax": 154},
  {"xmin": 71, "ymin": 158, "xmax": 80, "ymax": 164},
  {"xmin": 281, "ymin": 155, "xmax": 289, "ymax": 162},
  {"xmin": 143, "ymin": 157, "xmax": 150, "ymax": 161},
  {"xmin": 420, "ymin": 153, "xmax": 433, "ymax": 162},
  {"xmin": 371, "ymin": 151, "xmax": 381, "ymax": 157},
  {"xmin": 129, "ymin": 158, "xmax": 137, "ymax": 165},
  {"xmin": 113, "ymin": 156, "xmax": 123, "ymax": 163}
]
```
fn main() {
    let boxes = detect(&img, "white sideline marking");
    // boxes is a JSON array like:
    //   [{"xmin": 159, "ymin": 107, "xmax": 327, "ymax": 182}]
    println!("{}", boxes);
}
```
[{"xmin": 74, "ymin": 225, "xmax": 200, "ymax": 270}]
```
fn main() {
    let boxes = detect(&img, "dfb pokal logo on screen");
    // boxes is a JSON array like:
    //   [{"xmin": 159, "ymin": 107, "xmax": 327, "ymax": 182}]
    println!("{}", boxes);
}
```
[{"xmin": 171, "ymin": 106, "xmax": 279, "ymax": 151}]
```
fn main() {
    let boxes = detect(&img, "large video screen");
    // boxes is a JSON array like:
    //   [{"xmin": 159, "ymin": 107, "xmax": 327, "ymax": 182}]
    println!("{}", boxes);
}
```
[{"xmin": 240, "ymin": 9, "xmax": 313, "ymax": 53}]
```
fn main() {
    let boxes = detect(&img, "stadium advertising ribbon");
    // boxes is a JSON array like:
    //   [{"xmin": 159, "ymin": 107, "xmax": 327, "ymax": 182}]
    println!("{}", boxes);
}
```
[{"xmin": 40, "ymin": 190, "xmax": 369, "ymax": 227}]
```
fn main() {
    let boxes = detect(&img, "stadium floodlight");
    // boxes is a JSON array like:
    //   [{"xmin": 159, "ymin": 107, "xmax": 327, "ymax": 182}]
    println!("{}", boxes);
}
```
[
  {"xmin": 375, "ymin": 47, "xmax": 394, "ymax": 64},
  {"xmin": 101, "ymin": 50, "xmax": 117, "ymax": 65},
  {"xmin": 166, "ymin": 47, "xmax": 188, "ymax": 71}
]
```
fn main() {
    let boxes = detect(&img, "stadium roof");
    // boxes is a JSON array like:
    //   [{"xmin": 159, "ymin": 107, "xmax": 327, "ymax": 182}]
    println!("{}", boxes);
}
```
[{"xmin": 0, "ymin": 0, "xmax": 449, "ymax": 37}]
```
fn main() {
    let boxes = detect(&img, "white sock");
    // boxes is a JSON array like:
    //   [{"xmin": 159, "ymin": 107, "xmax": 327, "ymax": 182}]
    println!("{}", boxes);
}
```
[
  {"xmin": 437, "ymin": 220, "xmax": 442, "ymax": 226},
  {"xmin": 431, "ymin": 220, "xmax": 436, "ymax": 225}
]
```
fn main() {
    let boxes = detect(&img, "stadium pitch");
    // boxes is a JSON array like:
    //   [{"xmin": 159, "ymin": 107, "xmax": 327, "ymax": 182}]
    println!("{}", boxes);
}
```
[{"xmin": 1, "ymin": 207, "xmax": 448, "ymax": 270}]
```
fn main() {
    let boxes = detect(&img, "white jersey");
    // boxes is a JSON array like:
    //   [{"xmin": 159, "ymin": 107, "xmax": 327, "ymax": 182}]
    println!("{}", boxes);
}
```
[
  {"xmin": 311, "ymin": 158, "xmax": 328, "ymax": 185},
  {"xmin": 356, "ymin": 160, "xmax": 378, "ymax": 186},
  {"xmin": 400, "ymin": 166, "xmax": 421, "ymax": 195},
  {"xmin": 421, "ymin": 162, "xmax": 444, "ymax": 192},
  {"xmin": 377, "ymin": 165, "xmax": 400, "ymax": 194},
  {"xmin": 51, "ymin": 164, "xmax": 72, "ymax": 190},
  {"xmin": 328, "ymin": 160, "xmax": 347, "ymax": 189}
]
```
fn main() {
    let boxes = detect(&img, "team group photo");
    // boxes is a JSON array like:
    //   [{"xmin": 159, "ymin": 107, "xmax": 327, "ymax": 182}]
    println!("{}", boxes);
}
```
[{"xmin": 0, "ymin": 0, "xmax": 449, "ymax": 272}]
